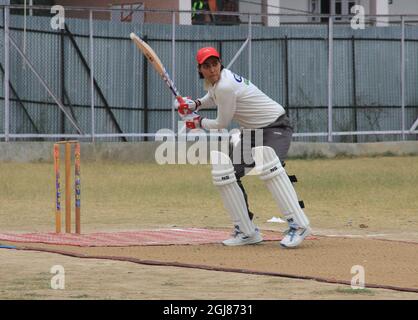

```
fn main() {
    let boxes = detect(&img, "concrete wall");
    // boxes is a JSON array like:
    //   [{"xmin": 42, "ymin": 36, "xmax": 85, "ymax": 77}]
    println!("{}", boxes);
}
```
[
  {"xmin": 359, "ymin": 0, "xmax": 371, "ymax": 14},
  {"xmin": 280, "ymin": 0, "xmax": 310, "ymax": 23},
  {"xmin": 389, "ymin": 0, "xmax": 418, "ymax": 15},
  {"xmin": 1, "ymin": 141, "xmax": 417, "ymax": 163},
  {"xmin": 239, "ymin": 0, "xmax": 263, "ymax": 24}
]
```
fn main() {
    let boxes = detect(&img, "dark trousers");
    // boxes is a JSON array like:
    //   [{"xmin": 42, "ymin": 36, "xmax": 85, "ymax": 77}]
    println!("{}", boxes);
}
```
[{"xmin": 229, "ymin": 114, "xmax": 294, "ymax": 220}]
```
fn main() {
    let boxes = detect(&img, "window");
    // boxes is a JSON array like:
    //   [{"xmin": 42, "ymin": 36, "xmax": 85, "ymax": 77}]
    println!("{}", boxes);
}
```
[
  {"xmin": 110, "ymin": 3, "xmax": 145, "ymax": 23},
  {"xmin": 335, "ymin": 0, "xmax": 342, "ymax": 20},
  {"xmin": 310, "ymin": 0, "xmax": 358, "ymax": 22},
  {"xmin": 192, "ymin": 0, "xmax": 212, "ymax": 25},
  {"xmin": 191, "ymin": 0, "xmax": 240, "ymax": 25},
  {"xmin": 11, "ymin": 0, "xmax": 55, "ymax": 16},
  {"xmin": 218, "ymin": 0, "xmax": 241, "ymax": 25},
  {"xmin": 310, "ymin": 0, "xmax": 321, "ymax": 22}
]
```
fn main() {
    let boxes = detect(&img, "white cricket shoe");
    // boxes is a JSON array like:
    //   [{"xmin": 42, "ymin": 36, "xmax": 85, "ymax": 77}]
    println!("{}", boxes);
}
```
[
  {"xmin": 280, "ymin": 226, "xmax": 311, "ymax": 248},
  {"xmin": 222, "ymin": 228, "xmax": 263, "ymax": 246}
]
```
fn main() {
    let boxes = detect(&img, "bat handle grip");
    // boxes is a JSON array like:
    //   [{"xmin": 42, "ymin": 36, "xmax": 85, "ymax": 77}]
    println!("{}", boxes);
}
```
[{"xmin": 176, "ymin": 96, "xmax": 185, "ymax": 104}]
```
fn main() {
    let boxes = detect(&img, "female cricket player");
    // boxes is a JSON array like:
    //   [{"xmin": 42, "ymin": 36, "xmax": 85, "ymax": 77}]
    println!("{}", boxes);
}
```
[{"xmin": 176, "ymin": 47, "xmax": 311, "ymax": 248}]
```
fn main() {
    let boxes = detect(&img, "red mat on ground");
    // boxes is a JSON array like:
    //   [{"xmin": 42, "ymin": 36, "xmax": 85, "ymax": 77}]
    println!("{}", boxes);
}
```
[{"xmin": 0, "ymin": 228, "xmax": 310, "ymax": 247}]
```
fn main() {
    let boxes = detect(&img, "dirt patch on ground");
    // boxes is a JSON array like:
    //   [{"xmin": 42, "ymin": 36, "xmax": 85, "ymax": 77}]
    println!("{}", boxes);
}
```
[
  {"xmin": 3, "ymin": 234, "xmax": 418, "ymax": 293},
  {"xmin": 1, "ymin": 248, "xmax": 418, "ymax": 300}
]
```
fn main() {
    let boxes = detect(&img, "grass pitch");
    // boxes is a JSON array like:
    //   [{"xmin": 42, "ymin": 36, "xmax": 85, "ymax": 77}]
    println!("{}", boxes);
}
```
[{"xmin": 0, "ymin": 156, "xmax": 417, "ymax": 234}]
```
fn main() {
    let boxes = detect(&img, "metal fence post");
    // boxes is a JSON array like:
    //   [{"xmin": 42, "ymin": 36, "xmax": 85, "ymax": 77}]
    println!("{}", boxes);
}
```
[
  {"xmin": 401, "ymin": 16, "xmax": 406, "ymax": 140},
  {"xmin": 4, "ymin": 6, "xmax": 10, "ymax": 142},
  {"xmin": 284, "ymin": 35, "xmax": 289, "ymax": 115},
  {"xmin": 351, "ymin": 35, "xmax": 358, "ymax": 143},
  {"xmin": 89, "ymin": 10, "xmax": 95, "ymax": 142},
  {"xmin": 143, "ymin": 35, "xmax": 149, "ymax": 141},
  {"xmin": 248, "ymin": 14, "xmax": 252, "ymax": 81},
  {"xmin": 172, "ymin": 11, "xmax": 176, "ymax": 133},
  {"xmin": 60, "ymin": 29, "xmax": 65, "ymax": 135},
  {"xmin": 328, "ymin": 16, "xmax": 334, "ymax": 143}
]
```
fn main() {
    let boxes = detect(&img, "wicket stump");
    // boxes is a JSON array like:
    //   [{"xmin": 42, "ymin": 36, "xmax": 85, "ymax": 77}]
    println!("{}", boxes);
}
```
[{"xmin": 54, "ymin": 140, "xmax": 81, "ymax": 234}]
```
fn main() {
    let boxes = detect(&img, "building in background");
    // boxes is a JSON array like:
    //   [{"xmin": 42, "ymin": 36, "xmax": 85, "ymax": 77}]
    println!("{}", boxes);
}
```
[
  {"xmin": 191, "ymin": 0, "xmax": 241, "ymax": 25},
  {"xmin": 240, "ymin": 0, "xmax": 418, "ymax": 25},
  {"xmin": 7, "ymin": 0, "xmax": 418, "ymax": 25},
  {"xmin": 8, "ymin": 0, "xmax": 55, "ymax": 16}
]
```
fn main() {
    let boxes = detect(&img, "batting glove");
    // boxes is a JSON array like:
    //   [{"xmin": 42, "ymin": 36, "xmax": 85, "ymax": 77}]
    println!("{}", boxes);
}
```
[
  {"xmin": 185, "ymin": 113, "xmax": 203, "ymax": 129},
  {"xmin": 175, "ymin": 97, "xmax": 201, "ymax": 116}
]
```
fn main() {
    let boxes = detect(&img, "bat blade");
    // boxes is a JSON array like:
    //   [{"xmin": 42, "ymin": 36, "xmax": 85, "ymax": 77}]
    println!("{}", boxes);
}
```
[
  {"xmin": 130, "ymin": 32, "xmax": 186, "ymax": 133},
  {"xmin": 130, "ymin": 32, "xmax": 182, "ymax": 101},
  {"xmin": 130, "ymin": 32, "xmax": 166, "ymax": 79}
]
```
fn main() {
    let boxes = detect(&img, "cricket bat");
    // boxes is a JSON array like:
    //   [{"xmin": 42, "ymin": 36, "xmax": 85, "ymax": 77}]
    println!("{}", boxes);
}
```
[
  {"xmin": 130, "ymin": 32, "xmax": 182, "ymax": 101},
  {"xmin": 130, "ymin": 32, "xmax": 193, "ymax": 134}
]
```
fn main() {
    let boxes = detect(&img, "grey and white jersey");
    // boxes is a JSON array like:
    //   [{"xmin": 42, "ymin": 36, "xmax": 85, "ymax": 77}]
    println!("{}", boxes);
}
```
[{"xmin": 198, "ymin": 68, "xmax": 285, "ymax": 130}]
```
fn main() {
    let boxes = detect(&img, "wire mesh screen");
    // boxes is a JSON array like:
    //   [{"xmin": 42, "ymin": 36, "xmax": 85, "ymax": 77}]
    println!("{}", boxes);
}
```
[
  {"xmin": 90, "ymin": 10, "xmax": 146, "ymax": 141},
  {"xmin": 405, "ymin": 19, "xmax": 418, "ymax": 138},
  {"xmin": 61, "ymin": 16, "xmax": 91, "ymax": 137},
  {"xmin": 0, "ymin": 7, "xmax": 4, "ymax": 136},
  {"xmin": 287, "ymin": 31, "xmax": 329, "ymax": 140},
  {"xmin": 354, "ymin": 27, "xmax": 402, "ymax": 141},
  {"xmin": 7, "ymin": 10, "xmax": 67, "ymax": 138},
  {"xmin": 1, "ymin": 6, "xmax": 418, "ymax": 142}
]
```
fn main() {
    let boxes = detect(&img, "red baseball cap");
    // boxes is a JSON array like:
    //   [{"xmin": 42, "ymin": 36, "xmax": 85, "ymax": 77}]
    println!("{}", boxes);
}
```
[{"xmin": 196, "ymin": 47, "xmax": 220, "ymax": 64}]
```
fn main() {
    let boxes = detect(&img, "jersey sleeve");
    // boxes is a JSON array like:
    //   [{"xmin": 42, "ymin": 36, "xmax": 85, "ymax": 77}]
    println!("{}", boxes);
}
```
[
  {"xmin": 201, "ymin": 87, "xmax": 236, "ymax": 130},
  {"xmin": 197, "ymin": 92, "xmax": 215, "ymax": 109}
]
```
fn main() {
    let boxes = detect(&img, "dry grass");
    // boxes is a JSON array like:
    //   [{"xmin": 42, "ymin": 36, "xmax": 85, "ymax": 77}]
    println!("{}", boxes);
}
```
[
  {"xmin": 0, "ymin": 156, "xmax": 417, "ymax": 234},
  {"xmin": 1, "ymin": 156, "xmax": 418, "ymax": 300}
]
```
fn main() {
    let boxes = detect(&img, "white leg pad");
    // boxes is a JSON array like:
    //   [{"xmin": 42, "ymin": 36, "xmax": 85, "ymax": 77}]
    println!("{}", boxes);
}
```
[
  {"xmin": 210, "ymin": 151, "xmax": 257, "ymax": 236},
  {"xmin": 252, "ymin": 146, "xmax": 310, "ymax": 228}
]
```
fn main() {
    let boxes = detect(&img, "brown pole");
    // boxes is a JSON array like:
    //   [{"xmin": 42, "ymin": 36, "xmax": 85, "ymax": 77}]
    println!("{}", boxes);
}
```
[
  {"xmin": 54, "ymin": 144, "xmax": 61, "ymax": 233},
  {"xmin": 65, "ymin": 142, "xmax": 71, "ymax": 233},
  {"xmin": 74, "ymin": 142, "xmax": 81, "ymax": 234}
]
